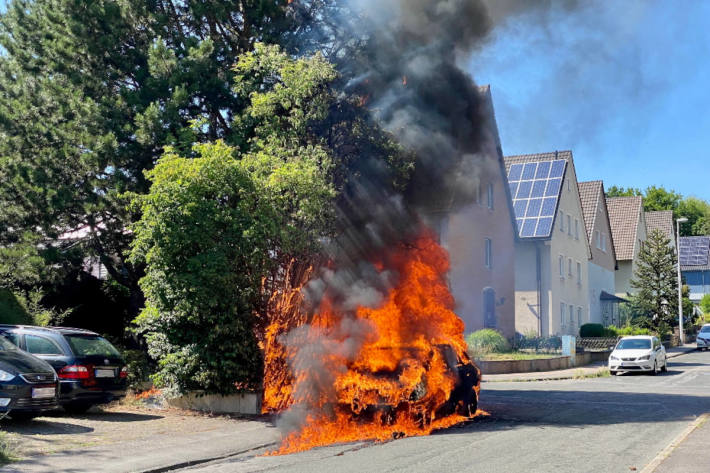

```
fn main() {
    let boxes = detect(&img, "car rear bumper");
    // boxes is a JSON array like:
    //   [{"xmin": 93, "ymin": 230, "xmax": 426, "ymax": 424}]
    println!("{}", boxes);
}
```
[
  {"xmin": 0, "ymin": 382, "xmax": 59, "ymax": 413},
  {"xmin": 58, "ymin": 380, "xmax": 127, "ymax": 405}
]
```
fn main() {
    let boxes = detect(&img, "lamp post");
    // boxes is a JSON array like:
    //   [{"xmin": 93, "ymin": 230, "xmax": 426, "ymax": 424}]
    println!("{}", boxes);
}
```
[{"xmin": 677, "ymin": 217, "xmax": 688, "ymax": 344}]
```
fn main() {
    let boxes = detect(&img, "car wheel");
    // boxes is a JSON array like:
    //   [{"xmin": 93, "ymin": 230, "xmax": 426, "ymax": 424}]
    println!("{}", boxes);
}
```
[
  {"xmin": 9, "ymin": 411, "xmax": 40, "ymax": 421},
  {"xmin": 650, "ymin": 361, "xmax": 658, "ymax": 376},
  {"xmin": 661, "ymin": 358, "xmax": 668, "ymax": 372},
  {"xmin": 63, "ymin": 402, "xmax": 93, "ymax": 415},
  {"xmin": 610, "ymin": 370, "xmax": 617, "ymax": 376}
]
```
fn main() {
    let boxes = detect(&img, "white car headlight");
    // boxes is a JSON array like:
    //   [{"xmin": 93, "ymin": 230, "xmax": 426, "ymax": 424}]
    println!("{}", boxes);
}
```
[
  {"xmin": 638, "ymin": 355, "xmax": 651, "ymax": 361},
  {"xmin": 0, "ymin": 369, "xmax": 15, "ymax": 382}
]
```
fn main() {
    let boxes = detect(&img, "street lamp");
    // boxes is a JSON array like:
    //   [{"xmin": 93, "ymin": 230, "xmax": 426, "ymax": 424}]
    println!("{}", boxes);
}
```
[{"xmin": 676, "ymin": 217, "xmax": 688, "ymax": 344}]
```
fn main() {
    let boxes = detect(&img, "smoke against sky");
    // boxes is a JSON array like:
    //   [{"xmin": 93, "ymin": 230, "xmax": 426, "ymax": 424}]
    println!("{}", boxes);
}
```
[{"xmin": 469, "ymin": 0, "xmax": 710, "ymax": 199}]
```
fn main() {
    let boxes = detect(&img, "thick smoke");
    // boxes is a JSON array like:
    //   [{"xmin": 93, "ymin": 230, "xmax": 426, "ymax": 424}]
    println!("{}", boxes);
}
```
[{"xmin": 278, "ymin": 0, "xmax": 506, "ymax": 434}]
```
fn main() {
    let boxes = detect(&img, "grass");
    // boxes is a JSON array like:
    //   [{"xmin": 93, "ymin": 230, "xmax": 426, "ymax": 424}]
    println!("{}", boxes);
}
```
[
  {"xmin": 574, "ymin": 367, "xmax": 611, "ymax": 379},
  {"xmin": 474, "ymin": 351, "xmax": 560, "ymax": 361},
  {"xmin": 0, "ymin": 431, "xmax": 16, "ymax": 465}
]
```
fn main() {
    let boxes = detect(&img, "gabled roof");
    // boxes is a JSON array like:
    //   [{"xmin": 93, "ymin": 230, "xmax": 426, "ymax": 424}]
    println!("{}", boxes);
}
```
[
  {"xmin": 645, "ymin": 210, "xmax": 675, "ymax": 244},
  {"xmin": 606, "ymin": 196, "xmax": 643, "ymax": 261},
  {"xmin": 578, "ymin": 181, "xmax": 603, "ymax": 242},
  {"xmin": 503, "ymin": 151, "xmax": 570, "ymax": 240},
  {"xmin": 679, "ymin": 236, "xmax": 710, "ymax": 271},
  {"xmin": 578, "ymin": 180, "xmax": 618, "ymax": 264}
]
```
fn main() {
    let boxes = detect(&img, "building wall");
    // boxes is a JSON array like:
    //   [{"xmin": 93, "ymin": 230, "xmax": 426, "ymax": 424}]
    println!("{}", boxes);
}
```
[
  {"xmin": 444, "ymin": 163, "xmax": 516, "ymax": 339},
  {"xmin": 615, "ymin": 260, "xmax": 634, "ymax": 296},
  {"xmin": 587, "ymin": 193, "xmax": 616, "ymax": 323},
  {"xmin": 512, "ymin": 160, "xmax": 590, "ymax": 337},
  {"xmin": 683, "ymin": 270, "xmax": 710, "ymax": 302},
  {"xmin": 588, "ymin": 262, "xmax": 616, "ymax": 323}
]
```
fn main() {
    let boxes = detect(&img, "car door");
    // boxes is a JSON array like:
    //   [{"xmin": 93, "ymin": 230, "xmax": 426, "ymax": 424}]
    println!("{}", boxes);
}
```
[
  {"xmin": 652, "ymin": 337, "xmax": 664, "ymax": 366},
  {"xmin": 23, "ymin": 334, "xmax": 69, "ymax": 371}
]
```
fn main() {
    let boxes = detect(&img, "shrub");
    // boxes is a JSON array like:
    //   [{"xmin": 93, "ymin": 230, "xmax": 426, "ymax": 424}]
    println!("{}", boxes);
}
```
[
  {"xmin": 580, "ymin": 323, "xmax": 604, "ymax": 338},
  {"xmin": 603, "ymin": 325, "xmax": 651, "ymax": 337},
  {"xmin": 466, "ymin": 329, "xmax": 510, "ymax": 356}
]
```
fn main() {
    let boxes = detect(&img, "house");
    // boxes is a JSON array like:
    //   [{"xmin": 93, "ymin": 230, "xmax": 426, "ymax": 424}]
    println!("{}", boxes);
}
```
[
  {"xmin": 645, "ymin": 210, "xmax": 677, "ymax": 250},
  {"xmin": 679, "ymin": 236, "xmax": 710, "ymax": 304},
  {"xmin": 432, "ymin": 85, "xmax": 517, "ymax": 338},
  {"xmin": 607, "ymin": 196, "xmax": 647, "ymax": 297},
  {"xmin": 578, "ymin": 181, "xmax": 622, "ymax": 326},
  {"xmin": 504, "ymin": 150, "xmax": 591, "ymax": 337}
]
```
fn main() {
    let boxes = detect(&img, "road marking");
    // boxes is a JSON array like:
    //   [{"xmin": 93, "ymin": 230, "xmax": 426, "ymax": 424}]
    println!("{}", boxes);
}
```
[{"xmin": 640, "ymin": 413, "xmax": 709, "ymax": 473}]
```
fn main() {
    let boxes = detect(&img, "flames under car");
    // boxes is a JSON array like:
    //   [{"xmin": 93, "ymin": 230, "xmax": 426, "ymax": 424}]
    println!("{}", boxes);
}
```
[{"xmin": 335, "ymin": 344, "xmax": 479, "ymax": 428}]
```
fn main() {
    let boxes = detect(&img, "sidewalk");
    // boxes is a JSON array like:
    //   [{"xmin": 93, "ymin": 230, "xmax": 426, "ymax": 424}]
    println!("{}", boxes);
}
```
[
  {"xmin": 482, "ymin": 344, "xmax": 697, "ymax": 383},
  {"xmin": 1, "ymin": 416, "xmax": 280, "ymax": 473},
  {"xmin": 648, "ymin": 413, "xmax": 710, "ymax": 473}
]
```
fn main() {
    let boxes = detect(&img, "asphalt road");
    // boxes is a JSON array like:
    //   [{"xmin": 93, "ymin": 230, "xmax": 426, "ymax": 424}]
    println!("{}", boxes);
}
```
[{"xmin": 177, "ymin": 350, "xmax": 710, "ymax": 473}]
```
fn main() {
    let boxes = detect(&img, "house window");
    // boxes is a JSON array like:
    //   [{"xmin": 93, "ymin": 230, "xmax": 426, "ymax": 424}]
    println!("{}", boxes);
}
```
[
  {"xmin": 484, "ymin": 238, "xmax": 492, "ymax": 269},
  {"xmin": 601, "ymin": 233, "xmax": 607, "ymax": 252},
  {"xmin": 575, "ymin": 219, "xmax": 579, "ymax": 240},
  {"xmin": 569, "ymin": 304, "xmax": 575, "ymax": 331},
  {"xmin": 560, "ymin": 211, "xmax": 565, "ymax": 232},
  {"xmin": 568, "ymin": 257, "xmax": 573, "ymax": 276},
  {"xmin": 567, "ymin": 215, "xmax": 572, "ymax": 236},
  {"xmin": 577, "ymin": 307, "xmax": 583, "ymax": 327},
  {"xmin": 487, "ymin": 183, "xmax": 494, "ymax": 209},
  {"xmin": 595, "ymin": 230, "xmax": 601, "ymax": 249},
  {"xmin": 561, "ymin": 302, "xmax": 566, "ymax": 328},
  {"xmin": 559, "ymin": 255, "xmax": 565, "ymax": 278},
  {"xmin": 577, "ymin": 262, "xmax": 582, "ymax": 284}
]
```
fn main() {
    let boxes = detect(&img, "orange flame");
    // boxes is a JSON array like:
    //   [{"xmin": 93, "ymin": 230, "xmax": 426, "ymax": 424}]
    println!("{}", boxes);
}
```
[{"xmin": 262, "ymin": 230, "xmax": 480, "ymax": 454}]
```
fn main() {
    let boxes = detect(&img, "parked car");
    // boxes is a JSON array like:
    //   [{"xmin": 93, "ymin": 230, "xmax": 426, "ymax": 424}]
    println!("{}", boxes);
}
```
[
  {"xmin": 608, "ymin": 335, "xmax": 667, "ymax": 375},
  {"xmin": 697, "ymin": 324, "xmax": 710, "ymax": 351},
  {"xmin": 0, "ymin": 325, "xmax": 127, "ymax": 413},
  {"xmin": 0, "ymin": 335, "xmax": 58, "ymax": 420}
]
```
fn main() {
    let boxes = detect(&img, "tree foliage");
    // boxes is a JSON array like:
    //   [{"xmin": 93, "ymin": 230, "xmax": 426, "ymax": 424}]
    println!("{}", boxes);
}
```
[
  {"xmin": 629, "ymin": 229, "xmax": 678, "ymax": 335},
  {"xmin": 700, "ymin": 294, "xmax": 710, "ymax": 315},
  {"xmin": 129, "ymin": 44, "xmax": 408, "ymax": 394},
  {"xmin": 0, "ymin": 0, "xmax": 306, "ymax": 327}
]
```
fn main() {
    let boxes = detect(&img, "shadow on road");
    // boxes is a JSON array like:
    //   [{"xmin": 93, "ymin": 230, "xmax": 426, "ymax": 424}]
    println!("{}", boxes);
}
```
[{"xmin": 456, "ymin": 389, "xmax": 710, "ymax": 434}]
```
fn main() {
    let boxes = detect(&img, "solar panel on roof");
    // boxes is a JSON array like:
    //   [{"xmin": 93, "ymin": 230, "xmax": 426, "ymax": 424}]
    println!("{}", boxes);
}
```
[
  {"xmin": 506, "ymin": 159, "xmax": 567, "ymax": 239},
  {"xmin": 679, "ymin": 237, "xmax": 710, "ymax": 266}
]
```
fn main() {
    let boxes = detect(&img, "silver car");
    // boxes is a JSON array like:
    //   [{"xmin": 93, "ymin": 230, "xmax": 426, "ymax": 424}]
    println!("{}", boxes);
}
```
[{"xmin": 697, "ymin": 324, "xmax": 710, "ymax": 350}]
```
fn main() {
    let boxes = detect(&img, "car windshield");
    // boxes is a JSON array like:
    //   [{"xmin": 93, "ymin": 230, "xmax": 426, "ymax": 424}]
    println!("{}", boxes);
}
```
[
  {"xmin": 616, "ymin": 339, "xmax": 652, "ymax": 350},
  {"xmin": 701, "ymin": 326, "xmax": 710, "ymax": 333},
  {"xmin": 0, "ymin": 336, "xmax": 18, "ymax": 351},
  {"xmin": 65, "ymin": 335, "xmax": 121, "ymax": 357}
]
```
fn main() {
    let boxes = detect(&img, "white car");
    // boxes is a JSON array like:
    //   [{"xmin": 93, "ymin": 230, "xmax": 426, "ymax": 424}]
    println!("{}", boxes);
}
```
[
  {"xmin": 608, "ymin": 335, "xmax": 667, "ymax": 375},
  {"xmin": 697, "ymin": 324, "xmax": 710, "ymax": 350}
]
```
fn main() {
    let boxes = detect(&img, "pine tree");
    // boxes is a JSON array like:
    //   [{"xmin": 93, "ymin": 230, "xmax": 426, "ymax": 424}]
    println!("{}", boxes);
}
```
[{"xmin": 630, "ymin": 229, "xmax": 678, "ymax": 334}]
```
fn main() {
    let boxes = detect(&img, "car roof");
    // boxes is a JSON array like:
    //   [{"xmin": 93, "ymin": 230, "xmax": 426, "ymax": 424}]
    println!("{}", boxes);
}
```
[
  {"xmin": 618, "ymin": 335, "xmax": 654, "ymax": 340},
  {"xmin": 0, "ymin": 324, "xmax": 99, "ymax": 336}
]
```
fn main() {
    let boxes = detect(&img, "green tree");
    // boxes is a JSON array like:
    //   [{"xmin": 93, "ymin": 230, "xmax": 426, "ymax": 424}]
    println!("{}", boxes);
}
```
[
  {"xmin": 643, "ymin": 186, "xmax": 682, "ymax": 213},
  {"xmin": 606, "ymin": 186, "xmax": 642, "ymax": 198},
  {"xmin": 0, "ymin": 0, "xmax": 305, "ymax": 326},
  {"xmin": 630, "ymin": 229, "xmax": 678, "ymax": 335},
  {"xmin": 700, "ymin": 294, "xmax": 710, "ymax": 315},
  {"xmin": 129, "ymin": 44, "xmax": 408, "ymax": 394},
  {"xmin": 677, "ymin": 197, "xmax": 710, "ymax": 236}
]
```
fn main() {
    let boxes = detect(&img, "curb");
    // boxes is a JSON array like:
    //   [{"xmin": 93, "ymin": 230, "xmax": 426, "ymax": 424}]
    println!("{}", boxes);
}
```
[
  {"xmin": 483, "ymin": 348, "xmax": 697, "ymax": 383},
  {"xmin": 137, "ymin": 442, "xmax": 277, "ymax": 473}
]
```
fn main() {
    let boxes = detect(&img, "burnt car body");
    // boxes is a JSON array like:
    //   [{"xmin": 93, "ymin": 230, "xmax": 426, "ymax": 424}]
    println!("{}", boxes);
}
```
[
  {"xmin": 336, "ymin": 344, "xmax": 479, "ymax": 427},
  {"xmin": 0, "ymin": 325, "xmax": 127, "ymax": 414},
  {"xmin": 0, "ymin": 336, "xmax": 58, "ymax": 420}
]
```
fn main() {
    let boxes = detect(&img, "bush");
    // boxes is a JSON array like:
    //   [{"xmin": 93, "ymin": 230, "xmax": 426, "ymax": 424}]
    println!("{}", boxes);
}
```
[
  {"xmin": 466, "ymin": 329, "xmax": 510, "ymax": 356},
  {"xmin": 603, "ymin": 325, "xmax": 651, "ymax": 337},
  {"xmin": 580, "ymin": 323, "xmax": 605, "ymax": 338}
]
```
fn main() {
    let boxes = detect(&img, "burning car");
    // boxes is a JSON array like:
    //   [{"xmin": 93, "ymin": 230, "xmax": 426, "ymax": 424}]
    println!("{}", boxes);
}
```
[{"xmin": 335, "ymin": 343, "xmax": 479, "ymax": 428}]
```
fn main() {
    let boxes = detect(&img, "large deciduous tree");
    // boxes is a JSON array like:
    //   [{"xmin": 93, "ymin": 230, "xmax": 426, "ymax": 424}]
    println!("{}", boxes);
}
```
[{"xmin": 0, "ymin": 0, "xmax": 304, "ymax": 329}]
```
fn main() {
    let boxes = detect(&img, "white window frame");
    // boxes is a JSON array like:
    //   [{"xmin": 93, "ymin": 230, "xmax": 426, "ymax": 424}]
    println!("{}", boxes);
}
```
[
  {"xmin": 568, "ymin": 257, "xmax": 573, "ymax": 276},
  {"xmin": 577, "ymin": 261, "xmax": 582, "ymax": 285},
  {"xmin": 575, "ymin": 219, "xmax": 579, "ymax": 240},
  {"xmin": 484, "ymin": 238, "xmax": 492, "ymax": 269},
  {"xmin": 601, "ymin": 233, "xmax": 607, "ymax": 252},
  {"xmin": 487, "ymin": 183, "xmax": 494, "ymax": 210},
  {"xmin": 561, "ymin": 302, "xmax": 567, "ymax": 328},
  {"xmin": 569, "ymin": 304, "xmax": 575, "ymax": 330},
  {"xmin": 595, "ymin": 230, "xmax": 601, "ymax": 249},
  {"xmin": 567, "ymin": 215, "xmax": 572, "ymax": 236}
]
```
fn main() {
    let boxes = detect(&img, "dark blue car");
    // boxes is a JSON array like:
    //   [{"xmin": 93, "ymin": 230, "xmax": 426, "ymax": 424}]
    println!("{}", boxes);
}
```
[
  {"xmin": 0, "ymin": 325, "xmax": 127, "ymax": 414},
  {"xmin": 0, "ymin": 336, "xmax": 58, "ymax": 420}
]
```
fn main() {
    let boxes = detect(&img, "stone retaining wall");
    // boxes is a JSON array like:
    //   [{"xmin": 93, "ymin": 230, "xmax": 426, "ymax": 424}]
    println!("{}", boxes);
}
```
[
  {"xmin": 476, "ymin": 351, "xmax": 610, "ymax": 375},
  {"xmin": 167, "ymin": 391, "xmax": 262, "ymax": 415}
]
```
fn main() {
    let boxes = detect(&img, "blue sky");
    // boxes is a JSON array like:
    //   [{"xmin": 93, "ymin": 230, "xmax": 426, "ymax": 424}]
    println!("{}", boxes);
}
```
[{"xmin": 468, "ymin": 1, "xmax": 710, "ymax": 201}]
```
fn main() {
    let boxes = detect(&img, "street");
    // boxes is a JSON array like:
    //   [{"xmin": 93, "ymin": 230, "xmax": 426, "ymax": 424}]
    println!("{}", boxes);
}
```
[{"xmin": 175, "ymin": 350, "xmax": 710, "ymax": 473}]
